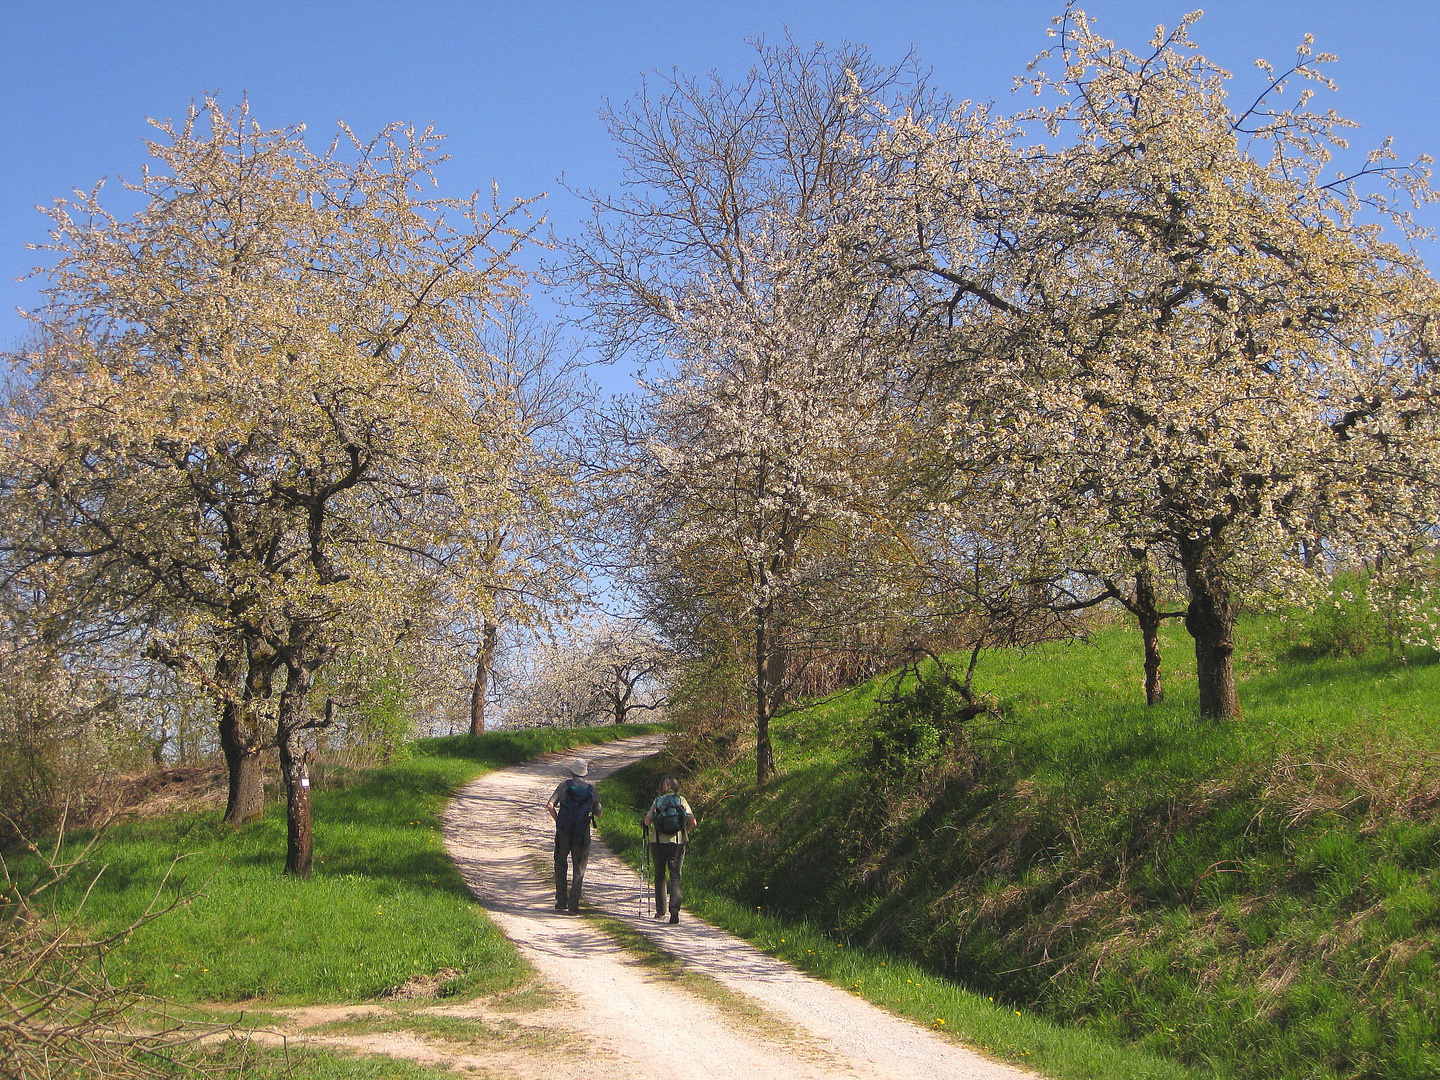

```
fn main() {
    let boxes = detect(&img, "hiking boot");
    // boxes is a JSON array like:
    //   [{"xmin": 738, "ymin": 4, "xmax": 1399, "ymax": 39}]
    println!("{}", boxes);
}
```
[
  {"xmin": 669, "ymin": 913, "xmax": 680, "ymax": 924},
  {"xmin": 567, "ymin": 907, "xmax": 580, "ymax": 916},
  {"xmin": 654, "ymin": 911, "xmax": 668, "ymax": 921}
]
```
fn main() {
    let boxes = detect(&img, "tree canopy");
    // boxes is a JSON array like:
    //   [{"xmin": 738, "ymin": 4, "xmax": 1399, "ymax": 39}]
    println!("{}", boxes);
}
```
[{"xmin": 2, "ymin": 99, "xmax": 542, "ymax": 872}]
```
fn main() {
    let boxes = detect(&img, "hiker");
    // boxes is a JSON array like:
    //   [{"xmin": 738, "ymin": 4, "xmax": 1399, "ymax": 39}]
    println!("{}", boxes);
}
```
[
  {"xmin": 547, "ymin": 758, "xmax": 602, "ymax": 914},
  {"xmin": 642, "ymin": 773, "xmax": 697, "ymax": 924}
]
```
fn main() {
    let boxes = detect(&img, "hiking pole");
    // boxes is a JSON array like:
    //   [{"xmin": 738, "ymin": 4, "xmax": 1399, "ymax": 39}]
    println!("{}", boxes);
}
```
[{"xmin": 640, "ymin": 822, "xmax": 651, "ymax": 918}]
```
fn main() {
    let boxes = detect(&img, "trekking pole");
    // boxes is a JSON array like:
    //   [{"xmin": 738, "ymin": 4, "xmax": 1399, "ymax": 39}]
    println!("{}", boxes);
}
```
[{"xmin": 640, "ymin": 822, "xmax": 651, "ymax": 918}]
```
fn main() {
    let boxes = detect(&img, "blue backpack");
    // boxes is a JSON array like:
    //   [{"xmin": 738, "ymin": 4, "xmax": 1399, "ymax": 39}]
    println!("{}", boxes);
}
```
[
  {"xmin": 653, "ymin": 792, "xmax": 686, "ymax": 835},
  {"xmin": 556, "ymin": 779, "xmax": 596, "ymax": 836}
]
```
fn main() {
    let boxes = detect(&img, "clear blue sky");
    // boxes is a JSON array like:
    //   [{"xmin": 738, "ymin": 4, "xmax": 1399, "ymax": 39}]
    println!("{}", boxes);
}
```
[{"xmin": 4, "ymin": 1, "xmax": 1439, "ymax": 364}]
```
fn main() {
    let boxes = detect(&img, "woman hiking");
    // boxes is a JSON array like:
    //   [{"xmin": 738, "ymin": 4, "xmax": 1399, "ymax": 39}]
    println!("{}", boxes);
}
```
[{"xmin": 642, "ymin": 773, "xmax": 698, "ymax": 924}]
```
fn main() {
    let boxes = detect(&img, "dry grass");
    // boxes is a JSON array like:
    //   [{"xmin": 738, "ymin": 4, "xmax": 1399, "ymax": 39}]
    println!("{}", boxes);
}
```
[
  {"xmin": 106, "ymin": 767, "xmax": 230, "ymax": 824},
  {"xmin": 1262, "ymin": 746, "xmax": 1440, "ymax": 829}
]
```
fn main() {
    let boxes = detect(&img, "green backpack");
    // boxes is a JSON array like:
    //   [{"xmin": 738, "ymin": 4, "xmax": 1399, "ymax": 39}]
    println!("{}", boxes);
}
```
[{"xmin": 653, "ymin": 793, "xmax": 687, "ymax": 834}]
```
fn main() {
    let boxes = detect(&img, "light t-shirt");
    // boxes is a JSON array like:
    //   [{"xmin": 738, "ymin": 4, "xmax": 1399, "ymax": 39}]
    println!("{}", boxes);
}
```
[{"xmin": 647, "ymin": 794, "xmax": 695, "ymax": 844}]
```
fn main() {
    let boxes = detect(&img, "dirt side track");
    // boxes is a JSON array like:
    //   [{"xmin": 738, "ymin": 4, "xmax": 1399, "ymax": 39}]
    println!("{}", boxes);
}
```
[{"xmin": 441, "ymin": 732, "xmax": 1043, "ymax": 1080}]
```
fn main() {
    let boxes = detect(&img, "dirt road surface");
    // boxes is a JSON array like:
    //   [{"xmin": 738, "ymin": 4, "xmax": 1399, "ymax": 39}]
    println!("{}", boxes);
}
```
[{"xmin": 438, "ymin": 733, "xmax": 1044, "ymax": 1080}]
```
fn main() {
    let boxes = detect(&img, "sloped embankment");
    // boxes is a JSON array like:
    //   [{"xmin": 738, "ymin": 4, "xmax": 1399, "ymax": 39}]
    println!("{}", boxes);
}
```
[{"xmin": 657, "ymin": 627, "xmax": 1440, "ymax": 1080}]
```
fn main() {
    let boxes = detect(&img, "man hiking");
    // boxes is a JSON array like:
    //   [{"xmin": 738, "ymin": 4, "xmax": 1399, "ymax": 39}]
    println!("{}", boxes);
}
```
[
  {"xmin": 642, "ymin": 773, "xmax": 697, "ymax": 924},
  {"xmin": 547, "ymin": 758, "xmax": 602, "ymax": 914}
]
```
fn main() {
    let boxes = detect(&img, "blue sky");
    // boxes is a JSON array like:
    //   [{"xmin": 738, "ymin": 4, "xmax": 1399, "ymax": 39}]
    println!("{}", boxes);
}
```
[{"xmin": 4, "ymin": 1, "xmax": 1439, "ymax": 371}]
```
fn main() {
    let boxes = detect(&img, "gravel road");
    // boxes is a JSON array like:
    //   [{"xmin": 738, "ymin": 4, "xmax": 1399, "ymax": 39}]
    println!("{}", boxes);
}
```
[{"xmin": 441, "ymin": 733, "xmax": 1045, "ymax": 1080}]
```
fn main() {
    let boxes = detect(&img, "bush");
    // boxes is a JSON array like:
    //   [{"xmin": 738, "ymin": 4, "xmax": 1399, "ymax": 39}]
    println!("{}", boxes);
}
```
[
  {"xmin": 0, "ymin": 722, "xmax": 145, "ymax": 848},
  {"xmin": 1290, "ymin": 569, "xmax": 1440, "ymax": 661},
  {"xmin": 1298, "ymin": 573, "xmax": 1394, "ymax": 659},
  {"xmin": 865, "ymin": 678, "xmax": 979, "ymax": 779},
  {"xmin": 660, "ymin": 660, "xmax": 749, "ymax": 774}
]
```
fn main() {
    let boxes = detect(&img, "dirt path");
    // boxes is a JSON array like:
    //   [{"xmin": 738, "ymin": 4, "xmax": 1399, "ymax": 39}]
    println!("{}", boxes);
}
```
[{"xmin": 428, "ymin": 733, "xmax": 1043, "ymax": 1080}]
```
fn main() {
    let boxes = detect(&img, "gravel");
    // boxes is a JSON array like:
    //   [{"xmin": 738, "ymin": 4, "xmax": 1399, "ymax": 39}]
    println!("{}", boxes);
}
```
[{"xmin": 442, "ymin": 733, "xmax": 1045, "ymax": 1080}]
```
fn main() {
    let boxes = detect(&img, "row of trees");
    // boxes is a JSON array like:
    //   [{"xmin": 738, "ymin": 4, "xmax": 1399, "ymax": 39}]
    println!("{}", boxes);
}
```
[
  {"xmin": 499, "ymin": 620, "xmax": 671, "ymax": 729},
  {"xmin": 573, "ymin": 10, "xmax": 1440, "ymax": 781},
  {"xmin": 8, "ymin": 7, "xmax": 1440, "ymax": 864}
]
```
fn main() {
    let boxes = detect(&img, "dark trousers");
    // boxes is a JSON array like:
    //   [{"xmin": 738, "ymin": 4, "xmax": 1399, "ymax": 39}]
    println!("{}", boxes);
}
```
[
  {"xmin": 652, "ymin": 841, "xmax": 685, "ymax": 915},
  {"xmin": 554, "ymin": 828, "xmax": 591, "ymax": 911}
]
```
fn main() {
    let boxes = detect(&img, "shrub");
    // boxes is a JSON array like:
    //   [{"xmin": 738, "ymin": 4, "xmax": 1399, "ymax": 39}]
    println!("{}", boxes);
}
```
[
  {"xmin": 865, "ymin": 678, "xmax": 979, "ymax": 779},
  {"xmin": 1299, "ymin": 573, "xmax": 1394, "ymax": 658},
  {"xmin": 660, "ymin": 660, "xmax": 749, "ymax": 774}
]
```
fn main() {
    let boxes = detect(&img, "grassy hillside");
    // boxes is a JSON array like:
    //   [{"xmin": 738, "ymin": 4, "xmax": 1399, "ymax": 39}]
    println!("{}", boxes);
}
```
[{"xmin": 609, "ymin": 616, "xmax": 1440, "ymax": 1080}]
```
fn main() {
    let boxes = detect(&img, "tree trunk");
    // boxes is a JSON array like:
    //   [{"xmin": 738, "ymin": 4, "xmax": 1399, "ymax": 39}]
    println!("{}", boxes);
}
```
[
  {"xmin": 468, "ymin": 620, "xmax": 497, "ymax": 736},
  {"xmin": 754, "ymin": 614, "xmax": 779, "ymax": 785},
  {"xmin": 151, "ymin": 718, "xmax": 170, "ymax": 767},
  {"xmin": 611, "ymin": 664, "xmax": 634, "ymax": 725},
  {"xmin": 277, "ymin": 664, "xmax": 317, "ymax": 878},
  {"xmin": 219, "ymin": 713, "xmax": 264, "ymax": 824},
  {"xmin": 217, "ymin": 651, "xmax": 266, "ymax": 826},
  {"xmin": 1134, "ymin": 565, "xmax": 1165, "ymax": 706},
  {"xmin": 1181, "ymin": 541, "xmax": 1242, "ymax": 720},
  {"xmin": 176, "ymin": 699, "xmax": 195, "ymax": 766},
  {"xmin": 278, "ymin": 732, "xmax": 313, "ymax": 878},
  {"xmin": 755, "ymin": 699, "xmax": 776, "ymax": 785}
]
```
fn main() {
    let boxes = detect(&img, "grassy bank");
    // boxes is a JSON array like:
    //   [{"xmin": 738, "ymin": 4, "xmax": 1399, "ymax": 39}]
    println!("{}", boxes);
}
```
[
  {"xmin": 601, "ymin": 617, "xmax": 1440, "ymax": 1080},
  {"xmin": 598, "ymin": 759, "xmax": 1210, "ymax": 1080},
  {"xmin": 24, "ymin": 723, "xmax": 660, "ymax": 1005}
]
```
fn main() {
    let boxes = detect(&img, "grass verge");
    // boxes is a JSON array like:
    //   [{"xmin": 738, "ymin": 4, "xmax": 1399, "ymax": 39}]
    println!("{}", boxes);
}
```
[
  {"xmin": 242, "ymin": 1045, "xmax": 464, "ymax": 1079},
  {"xmin": 308, "ymin": 1009, "xmax": 571, "ymax": 1052},
  {"xmin": 603, "ymin": 613, "xmax": 1440, "ymax": 1080}
]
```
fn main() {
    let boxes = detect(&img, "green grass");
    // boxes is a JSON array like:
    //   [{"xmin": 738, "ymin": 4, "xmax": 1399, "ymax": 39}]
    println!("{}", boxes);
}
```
[
  {"xmin": 309, "ymin": 1009, "xmax": 571, "ymax": 1051},
  {"xmin": 598, "ymin": 758, "xmax": 1209, "ymax": 1080},
  {"xmin": 599, "ymin": 614, "xmax": 1440, "ymax": 1080},
  {"xmin": 23, "ymin": 723, "xmax": 661, "ymax": 1005},
  {"xmin": 242, "ymin": 1046, "xmax": 464, "ymax": 1080}
]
